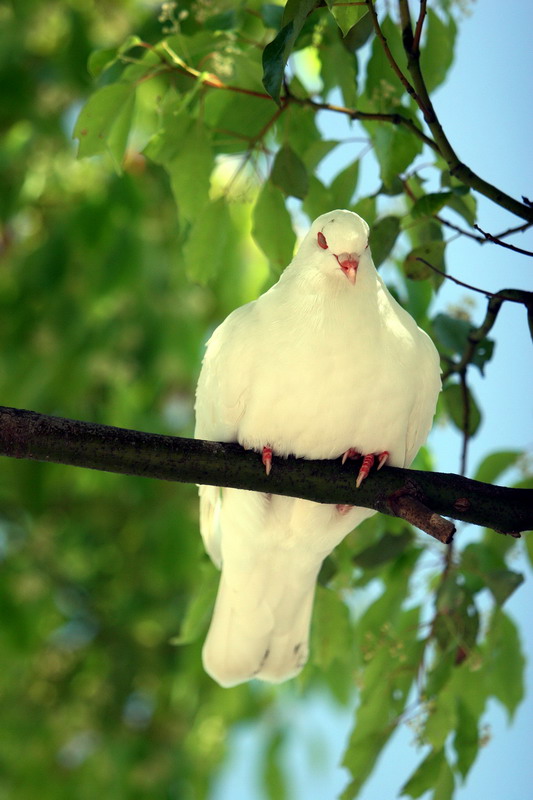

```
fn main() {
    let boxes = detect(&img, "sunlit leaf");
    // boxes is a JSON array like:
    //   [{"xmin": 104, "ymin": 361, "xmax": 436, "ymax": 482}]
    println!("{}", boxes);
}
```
[
  {"xmin": 421, "ymin": 9, "xmax": 457, "ymax": 93},
  {"xmin": 183, "ymin": 198, "xmax": 232, "ymax": 285},
  {"xmin": 74, "ymin": 84, "xmax": 136, "ymax": 161},
  {"xmin": 252, "ymin": 181, "xmax": 296, "ymax": 269},
  {"xmin": 166, "ymin": 127, "xmax": 214, "ymax": 221},
  {"xmin": 87, "ymin": 48, "xmax": 117, "ymax": 78},
  {"xmin": 326, "ymin": 1, "xmax": 368, "ymax": 37},
  {"xmin": 368, "ymin": 122, "xmax": 424, "ymax": 188},
  {"xmin": 319, "ymin": 40, "xmax": 358, "ymax": 107}
]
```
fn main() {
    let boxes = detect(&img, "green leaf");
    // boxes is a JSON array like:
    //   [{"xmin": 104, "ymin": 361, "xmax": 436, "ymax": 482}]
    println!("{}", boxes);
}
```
[
  {"xmin": 326, "ymin": 1, "xmax": 368, "ymax": 37},
  {"xmin": 432, "ymin": 313, "xmax": 473, "ymax": 354},
  {"xmin": 262, "ymin": 0, "xmax": 318, "ymax": 103},
  {"xmin": 261, "ymin": 4, "xmax": 284, "ymax": 30},
  {"xmin": 106, "ymin": 90, "xmax": 136, "ymax": 170},
  {"xmin": 403, "ymin": 240, "xmax": 445, "ymax": 284},
  {"xmin": 461, "ymin": 543, "xmax": 523, "ymax": 604},
  {"xmin": 423, "ymin": 689, "xmax": 457, "ymax": 749},
  {"xmin": 425, "ymin": 648, "xmax": 456, "ymax": 697},
  {"xmin": 411, "ymin": 191, "xmax": 453, "ymax": 219},
  {"xmin": 301, "ymin": 139, "xmax": 338, "ymax": 170},
  {"xmin": 365, "ymin": 16, "xmax": 408, "ymax": 104},
  {"xmin": 87, "ymin": 48, "xmax": 117, "ymax": 78},
  {"xmin": 166, "ymin": 127, "xmax": 214, "ymax": 222},
  {"xmin": 443, "ymin": 382, "xmax": 482, "ymax": 436},
  {"xmin": 353, "ymin": 530, "xmax": 412, "ymax": 569},
  {"xmin": 484, "ymin": 609, "xmax": 525, "ymax": 720},
  {"xmin": 302, "ymin": 175, "xmax": 334, "ymax": 222},
  {"xmin": 319, "ymin": 40, "xmax": 357, "ymax": 107},
  {"xmin": 252, "ymin": 182, "xmax": 295, "ymax": 270},
  {"xmin": 117, "ymin": 34, "xmax": 143, "ymax": 55},
  {"xmin": 204, "ymin": 8, "xmax": 241, "ymax": 30},
  {"xmin": 445, "ymin": 190, "xmax": 477, "ymax": 226},
  {"xmin": 484, "ymin": 569, "xmax": 524, "ymax": 606},
  {"xmin": 432, "ymin": 313, "xmax": 494, "ymax": 374},
  {"xmin": 271, "ymin": 145, "xmax": 309, "ymax": 199},
  {"xmin": 368, "ymin": 122, "xmax": 424, "ymax": 188},
  {"xmin": 263, "ymin": 731, "xmax": 288, "ymax": 800},
  {"xmin": 453, "ymin": 699, "xmax": 479, "ymax": 780},
  {"xmin": 473, "ymin": 450, "xmax": 522, "ymax": 484},
  {"xmin": 370, "ymin": 216, "xmax": 401, "ymax": 267},
  {"xmin": 400, "ymin": 749, "xmax": 446, "ymax": 798},
  {"xmin": 173, "ymin": 563, "xmax": 218, "ymax": 644},
  {"xmin": 311, "ymin": 586, "xmax": 352, "ymax": 670},
  {"xmin": 183, "ymin": 198, "xmax": 232, "ymax": 285},
  {"xmin": 74, "ymin": 83, "xmax": 135, "ymax": 162},
  {"xmin": 421, "ymin": 9, "xmax": 457, "ymax": 93},
  {"xmin": 330, "ymin": 161, "xmax": 359, "ymax": 208}
]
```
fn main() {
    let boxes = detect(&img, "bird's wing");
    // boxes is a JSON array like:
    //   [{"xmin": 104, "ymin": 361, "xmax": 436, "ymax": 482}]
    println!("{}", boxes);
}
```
[
  {"xmin": 194, "ymin": 302, "xmax": 256, "ymax": 565},
  {"xmin": 403, "ymin": 330, "xmax": 442, "ymax": 466}
]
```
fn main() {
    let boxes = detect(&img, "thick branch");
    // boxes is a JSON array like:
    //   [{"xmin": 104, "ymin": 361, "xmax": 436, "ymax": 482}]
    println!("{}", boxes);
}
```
[{"xmin": 1, "ymin": 407, "xmax": 531, "ymax": 537}]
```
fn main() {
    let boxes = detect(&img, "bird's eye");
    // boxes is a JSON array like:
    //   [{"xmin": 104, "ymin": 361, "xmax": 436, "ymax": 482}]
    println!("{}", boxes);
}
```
[{"xmin": 317, "ymin": 232, "xmax": 328, "ymax": 250}]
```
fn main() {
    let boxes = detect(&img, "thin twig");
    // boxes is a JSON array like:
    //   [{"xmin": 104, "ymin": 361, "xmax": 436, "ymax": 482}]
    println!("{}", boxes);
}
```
[
  {"xmin": 365, "ymin": 0, "xmax": 428, "ymax": 114},
  {"xmin": 474, "ymin": 224, "xmax": 533, "ymax": 257},
  {"xmin": 412, "ymin": 0, "xmax": 428, "ymax": 54},
  {"xmin": 415, "ymin": 258, "xmax": 497, "ymax": 296},
  {"xmin": 288, "ymin": 94, "xmax": 439, "ymax": 151}
]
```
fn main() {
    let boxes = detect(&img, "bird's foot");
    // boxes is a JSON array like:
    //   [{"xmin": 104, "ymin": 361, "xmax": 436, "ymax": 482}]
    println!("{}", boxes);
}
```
[
  {"xmin": 262, "ymin": 445, "xmax": 273, "ymax": 475},
  {"xmin": 355, "ymin": 451, "xmax": 389, "ymax": 488},
  {"xmin": 336, "ymin": 504, "xmax": 353, "ymax": 515}
]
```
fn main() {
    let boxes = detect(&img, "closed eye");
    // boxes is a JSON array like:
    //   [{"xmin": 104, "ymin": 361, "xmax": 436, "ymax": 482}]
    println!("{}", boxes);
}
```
[{"xmin": 317, "ymin": 232, "xmax": 328, "ymax": 249}]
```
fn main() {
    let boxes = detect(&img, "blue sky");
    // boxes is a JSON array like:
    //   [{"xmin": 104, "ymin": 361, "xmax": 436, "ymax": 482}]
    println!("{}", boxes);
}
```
[{"xmin": 211, "ymin": 1, "xmax": 533, "ymax": 798}]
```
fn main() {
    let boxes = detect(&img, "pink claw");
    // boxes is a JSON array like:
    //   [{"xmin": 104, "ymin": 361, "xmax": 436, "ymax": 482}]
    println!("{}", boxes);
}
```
[
  {"xmin": 355, "ymin": 450, "xmax": 389, "ymax": 488},
  {"xmin": 262, "ymin": 445, "xmax": 273, "ymax": 475},
  {"xmin": 341, "ymin": 448, "xmax": 361, "ymax": 465},
  {"xmin": 377, "ymin": 451, "xmax": 389, "ymax": 471}
]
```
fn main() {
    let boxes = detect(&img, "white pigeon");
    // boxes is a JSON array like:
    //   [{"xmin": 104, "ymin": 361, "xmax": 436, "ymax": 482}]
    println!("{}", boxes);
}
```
[{"xmin": 194, "ymin": 209, "xmax": 441, "ymax": 688}]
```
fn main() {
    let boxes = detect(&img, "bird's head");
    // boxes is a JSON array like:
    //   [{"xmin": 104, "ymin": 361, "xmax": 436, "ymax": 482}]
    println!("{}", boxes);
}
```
[{"xmin": 300, "ymin": 209, "xmax": 371, "ymax": 285}]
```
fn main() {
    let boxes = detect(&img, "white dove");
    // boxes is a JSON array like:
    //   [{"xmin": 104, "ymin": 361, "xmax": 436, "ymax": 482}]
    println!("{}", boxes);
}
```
[{"xmin": 194, "ymin": 209, "xmax": 441, "ymax": 688}]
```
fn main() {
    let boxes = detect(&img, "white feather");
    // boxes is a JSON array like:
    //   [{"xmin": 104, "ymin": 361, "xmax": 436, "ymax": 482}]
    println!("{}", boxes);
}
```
[{"xmin": 195, "ymin": 210, "xmax": 441, "ymax": 687}]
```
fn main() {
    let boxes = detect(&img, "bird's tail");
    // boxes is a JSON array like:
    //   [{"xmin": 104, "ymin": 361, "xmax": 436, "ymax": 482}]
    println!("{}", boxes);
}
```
[{"xmin": 202, "ymin": 564, "xmax": 319, "ymax": 688}]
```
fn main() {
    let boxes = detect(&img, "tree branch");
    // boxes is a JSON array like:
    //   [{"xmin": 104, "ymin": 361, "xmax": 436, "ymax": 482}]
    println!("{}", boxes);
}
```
[
  {"xmin": 365, "ymin": 1, "xmax": 533, "ymax": 222},
  {"xmin": 1, "ymin": 407, "xmax": 531, "ymax": 538}
]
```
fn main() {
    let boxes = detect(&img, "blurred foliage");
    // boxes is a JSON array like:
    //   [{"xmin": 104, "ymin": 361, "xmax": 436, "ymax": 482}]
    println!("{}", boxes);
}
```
[{"xmin": 0, "ymin": 1, "xmax": 531, "ymax": 799}]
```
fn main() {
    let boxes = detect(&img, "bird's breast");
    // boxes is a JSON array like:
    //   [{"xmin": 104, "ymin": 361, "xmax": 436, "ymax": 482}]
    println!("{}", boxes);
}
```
[{"xmin": 237, "ymin": 310, "xmax": 420, "ymax": 466}]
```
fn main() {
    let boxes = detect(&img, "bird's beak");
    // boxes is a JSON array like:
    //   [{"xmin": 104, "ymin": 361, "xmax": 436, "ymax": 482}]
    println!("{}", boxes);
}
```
[{"xmin": 337, "ymin": 253, "xmax": 359, "ymax": 285}]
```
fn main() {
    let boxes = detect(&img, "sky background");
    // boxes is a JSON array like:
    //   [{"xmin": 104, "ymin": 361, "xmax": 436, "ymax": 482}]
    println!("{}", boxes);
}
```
[{"xmin": 211, "ymin": 1, "xmax": 533, "ymax": 798}]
